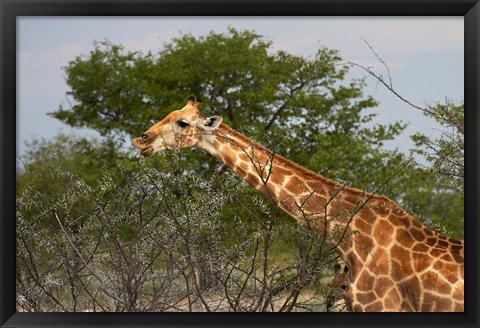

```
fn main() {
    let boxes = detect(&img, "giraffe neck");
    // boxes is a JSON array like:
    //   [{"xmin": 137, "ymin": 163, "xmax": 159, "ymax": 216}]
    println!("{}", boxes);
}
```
[
  {"xmin": 197, "ymin": 123, "xmax": 463, "ymax": 257},
  {"xmin": 198, "ymin": 124, "xmax": 374, "ymax": 236}
]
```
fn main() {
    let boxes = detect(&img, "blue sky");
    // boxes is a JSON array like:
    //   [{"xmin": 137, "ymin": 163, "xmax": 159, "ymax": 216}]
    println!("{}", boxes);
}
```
[{"xmin": 17, "ymin": 17, "xmax": 463, "ymax": 163}]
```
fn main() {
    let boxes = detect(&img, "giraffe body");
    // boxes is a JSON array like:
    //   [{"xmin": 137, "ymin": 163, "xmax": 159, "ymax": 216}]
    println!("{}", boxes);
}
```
[{"xmin": 133, "ymin": 99, "xmax": 464, "ymax": 312}]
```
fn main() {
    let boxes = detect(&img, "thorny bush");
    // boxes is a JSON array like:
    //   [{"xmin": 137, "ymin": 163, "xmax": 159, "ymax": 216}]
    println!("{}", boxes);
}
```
[{"xmin": 17, "ymin": 142, "xmax": 347, "ymax": 312}]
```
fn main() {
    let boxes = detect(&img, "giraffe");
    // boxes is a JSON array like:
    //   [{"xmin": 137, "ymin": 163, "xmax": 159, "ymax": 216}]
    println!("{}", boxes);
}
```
[
  {"xmin": 132, "ymin": 97, "xmax": 464, "ymax": 312},
  {"xmin": 326, "ymin": 261, "xmax": 350, "ymax": 311},
  {"xmin": 323, "ymin": 261, "xmax": 350, "ymax": 311}
]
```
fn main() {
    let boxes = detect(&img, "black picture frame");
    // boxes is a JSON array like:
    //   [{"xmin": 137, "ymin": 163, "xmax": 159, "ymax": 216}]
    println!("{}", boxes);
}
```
[{"xmin": 1, "ymin": 0, "xmax": 478, "ymax": 327}]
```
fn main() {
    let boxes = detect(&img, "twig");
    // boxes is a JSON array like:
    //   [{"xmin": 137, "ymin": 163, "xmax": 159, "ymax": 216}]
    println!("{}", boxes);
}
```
[{"xmin": 360, "ymin": 37, "xmax": 393, "ymax": 88}]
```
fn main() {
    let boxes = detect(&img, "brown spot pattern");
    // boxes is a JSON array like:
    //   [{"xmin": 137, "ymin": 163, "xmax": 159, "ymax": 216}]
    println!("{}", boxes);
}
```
[
  {"xmin": 435, "ymin": 298, "xmax": 452, "ymax": 311},
  {"xmin": 356, "ymin": 270, "xmax": 375, "ymax": 292},
  {"xmin": 430, "ymin": 247, "xmax": 445, "ymax": 257},
  {"xmin": 238, "ymin": 152, "xmax": 250, "ymax": 162},
  {"xmin": 413, "ymin": 253, "xmax": 433, "ymax": 272},
  {"xmin": 391, "ymin": 259, "xmax": 408, "ymax": 281},
  {"xmin": 422, "ymin": 272, "xmax": 441, "ymax": 291},
  {"xmin": 384, "ymin": 294, "xmax": 398, "ymax": 310},
  {"xmin": 373, "ymin": 220, "xmax": 394, "ymax": 246},
  {"xmin": 353, "ymin": 304, "xmax": 363, "ymax": 312},
  {"xmin": 285, "ymin": 175, "xmax": 306, "ymax": 193},
  {"xmin": 355, "ymin": 234, "xmax": 374, "ymax": 262},
  {"xmin": 357, "ymin": 292, "xmax": 377, "ymax": 304},
  {"xmin": 302, "ymin": 194, "xmax": 325, "ymax": 212},
  {"xmin": 269, "ymin": 172, "xmax": 285, "ymax": 185},
  {"xmin": 410, "ymin": 228, "xmax": 425, "ymax": 242},
  {"xmin": 364, "ymin": 301, "xmax": 383, "ymax": 312},
  {"xmin": 454, "ymin": 302, "xmax": 464, "ymax": 312},
  {"xmin": 359, "ymin": 209, "xmax": 377, "ymax": 224},
  {"xmin": 412, "ymin": 243, "xmax": 429, "ymax": 253},
  {"xmin": 440, "ymin": 263, "xmax": 461, "ymax": 284},
  {"xmin": 421, "ymin": 292, "xmax": 435, "ymax": 311},
  {"xmin": 384, "ymin": 288, "xmax": 401, "ymax": 308},
  {"xmin": 451, "ymin": 249, "xmax": 464, "ymax": 263},
  {"xmin": 395, "ymin": 229, "xmax": 415, "ymax": 248},
  {"xmin": 410, "ymin": 219, "xmax": 423, "ymax": 229},
  {"xmin": 239, "ymin": 161, "xmax": 249, "ymax": 171},
  {"xmin": 391, "ymin": 245, "xmax": 414, "ymax": 275},
  {"xmin": 439, "ymin": 252, "xmax": 454, "ymax": 263},
  {"xmin": 450, "ymin": 244, "xmax": 463, "ymax": 253},
  {"xmin": 245, "ymin": 174, "xmax": 261, "ymax": 188},
  {"xmin": 368, "ymin": 247, "xmax": 389, "ymax": 275},
  {"xmin": 389, "ymin": 215, "xmax": 411, "ymax": 228},
  {"xmin": 423, "ymin": 227, "xmax": 434, "ymax": 236},
  {"xmin": 449, "ymin": 238, "xmax": 463, "ymax": 246},
  {"xmin": 401, "ymin": 276, "xmax": 421, "ymax": 309},
  {"xmin": 437, "ymin": 240, "xmax": 449, "ymax": 248},
  {"xmin": 426, "ymin": 237, "xmax": 438, "ymax": 246},
  {"xmin": 354, "ymin": 218, "xmax": 373, "ymax": 235},
  {"xmin": 433, "ymin": 260, "xmax": 444, "ymax": 271},
  {"xmin": 453, "ymin": 283, "xmax": 464, "ymax": 301},
  {"xmin": 374, "ymin": 277, "xmax": 394, "ymax": 298}
]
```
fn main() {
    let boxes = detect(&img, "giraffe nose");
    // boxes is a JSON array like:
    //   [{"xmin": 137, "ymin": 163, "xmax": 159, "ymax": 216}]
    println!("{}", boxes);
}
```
[{"xmin": 140, "ymin": 132, "xmax": 152, "ymax": 144}]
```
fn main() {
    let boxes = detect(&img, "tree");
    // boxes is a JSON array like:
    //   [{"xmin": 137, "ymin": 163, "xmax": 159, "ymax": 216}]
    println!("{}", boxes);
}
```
[
  {"xmin": 50, "ymin": 28, "xmax": 409, "ymax": 194},
  {"xmin": 17, "ymin": 28, "xmax": 464, "ymax": 311},
  {"xmin": 411, "ymin": 100, "xmax": 464, "ymax": 192},
  {"xmin": 408, "ymin": 100, "xmax": 464, "ymax": 238}
]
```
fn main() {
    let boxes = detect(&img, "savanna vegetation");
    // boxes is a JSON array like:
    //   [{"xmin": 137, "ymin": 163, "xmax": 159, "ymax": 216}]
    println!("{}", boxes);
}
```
[{"xmin": 16, "ymin": 28, "xmax": 464, "ymax": 312}]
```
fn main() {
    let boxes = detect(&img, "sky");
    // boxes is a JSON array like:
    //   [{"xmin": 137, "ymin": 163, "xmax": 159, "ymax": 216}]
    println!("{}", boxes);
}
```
[{"xmin": 17, "ymin": 17, "xmax": 464, "ymax": 165}]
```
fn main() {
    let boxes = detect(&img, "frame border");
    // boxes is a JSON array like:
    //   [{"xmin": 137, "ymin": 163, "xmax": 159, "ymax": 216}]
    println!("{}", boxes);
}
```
[{"xmin": 1, "ymin": 1, "xmax": 479, "ymax": 327}]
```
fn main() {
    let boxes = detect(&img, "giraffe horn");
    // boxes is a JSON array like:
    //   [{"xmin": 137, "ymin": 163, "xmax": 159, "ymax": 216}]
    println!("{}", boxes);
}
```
[
  {"xmin": 194, "ymin": 97, "xmax": 202, "ymax": 108},
  {"xmin": 187, "ymin": 96, "xmax": 195, "ymax": 106}
]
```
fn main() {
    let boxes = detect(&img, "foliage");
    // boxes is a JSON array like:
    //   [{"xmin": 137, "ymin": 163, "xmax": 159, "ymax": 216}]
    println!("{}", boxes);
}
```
[
  {"xmin": 411, "ymin": 100, "xmax": 464, "ymax": 192},
  {"xmin": 407, "ymin": 100, "xmax": 464, "ymax": 238},
  {"xmin": 17, "ymin": 142, "xmax": 345, "ymax": 312},
  {"xmin": 391, "ymin": 165, "xmax": 464, "ymax": 239},
  {"xmin": 17, "ymin": 28, "xmax": 464, "ymax": 311},
  {"xmin": 49, "ymin": 28, "xmax": 414, "ymax": 203},
  {"xmin": 343, "ymin": 54, "xmax": 464, "ymax": 239}
]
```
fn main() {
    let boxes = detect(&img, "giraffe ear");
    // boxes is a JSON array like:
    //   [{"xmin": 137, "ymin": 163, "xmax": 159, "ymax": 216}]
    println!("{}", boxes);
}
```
[{"xmin": 200, "ymin": 116, "xmax": 223, "ymax": 130}]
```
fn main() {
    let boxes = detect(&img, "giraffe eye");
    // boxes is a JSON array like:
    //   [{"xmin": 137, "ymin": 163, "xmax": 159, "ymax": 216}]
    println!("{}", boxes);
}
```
[{"xmin": 177, "ymin": 120, "xmax": 189, "ymax": 128}]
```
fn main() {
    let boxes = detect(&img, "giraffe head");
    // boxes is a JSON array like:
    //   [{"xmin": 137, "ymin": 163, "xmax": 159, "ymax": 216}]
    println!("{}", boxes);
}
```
[{"xmin": 132, "ymin": 97, "xmax": 223, "ymax": 156}]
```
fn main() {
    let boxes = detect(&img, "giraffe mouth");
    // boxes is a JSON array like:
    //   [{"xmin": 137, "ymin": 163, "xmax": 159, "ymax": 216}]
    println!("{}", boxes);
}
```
[
  {"xmin": 133, "ymin": 137, "xmax": 155, "ymax": 157},
  {"xmin": 140, "ymin": 146, "xmax": 155, "ymax": 157}
]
